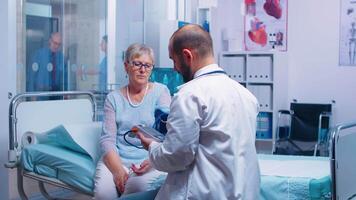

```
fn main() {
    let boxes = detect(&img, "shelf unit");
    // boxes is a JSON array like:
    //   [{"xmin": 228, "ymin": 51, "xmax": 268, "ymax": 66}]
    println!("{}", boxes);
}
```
[{"xmin": 219, "ymin": 51, "xmax": 276, "ymax": 153}]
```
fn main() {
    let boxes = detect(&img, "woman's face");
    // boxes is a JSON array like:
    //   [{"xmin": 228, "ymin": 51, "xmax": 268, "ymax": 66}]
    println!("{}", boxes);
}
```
[{"xmin": 125, "ymin": 54, "xmax": 154, "ymax": 86}]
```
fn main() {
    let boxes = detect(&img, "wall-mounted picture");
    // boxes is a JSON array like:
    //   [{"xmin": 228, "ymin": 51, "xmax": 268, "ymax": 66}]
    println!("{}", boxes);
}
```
[
  {"xmin": 339, "ymin": 0, "xmax": 356, "ymax": 66},
  {"xmin": 244, "ymin": 0, "xmax": 288, "ymax": 51}
]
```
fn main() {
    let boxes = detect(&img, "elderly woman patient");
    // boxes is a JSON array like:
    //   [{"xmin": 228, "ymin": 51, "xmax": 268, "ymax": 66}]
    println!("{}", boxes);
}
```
[{"xmin": 94, "ymin": 43, "xmax": 171, "ymax": 199}]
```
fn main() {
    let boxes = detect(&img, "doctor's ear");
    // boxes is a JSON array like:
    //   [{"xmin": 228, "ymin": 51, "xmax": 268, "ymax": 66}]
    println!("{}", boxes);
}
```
[{"xmin": 182, "ymin": 49, "xmax": 193, "ymax": 62}]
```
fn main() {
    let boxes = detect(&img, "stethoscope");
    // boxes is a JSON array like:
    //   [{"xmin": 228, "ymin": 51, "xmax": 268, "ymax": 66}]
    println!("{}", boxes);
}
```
[
  {"xmin": 122, "ymin": 115, "xmax": 168, "ymax": 149},
  {"xmin": 122, "ymin": 129, "xmax": 145, "ymax": 149},
  {"xmin": 195, "ymin": 70, "xmax": 227, "ymax": 79}
]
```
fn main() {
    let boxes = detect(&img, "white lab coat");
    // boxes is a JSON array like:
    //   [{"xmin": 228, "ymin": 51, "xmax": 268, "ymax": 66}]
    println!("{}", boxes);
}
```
[{"xmin": 149, "ymin": 64, "xmax": 260, "ymax": 200}]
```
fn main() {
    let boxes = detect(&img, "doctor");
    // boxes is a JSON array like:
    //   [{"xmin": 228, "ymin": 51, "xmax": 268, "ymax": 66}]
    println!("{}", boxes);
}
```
[{"xmin": 136, "ymin": 24, "xmax": 260, "ymax": 199}]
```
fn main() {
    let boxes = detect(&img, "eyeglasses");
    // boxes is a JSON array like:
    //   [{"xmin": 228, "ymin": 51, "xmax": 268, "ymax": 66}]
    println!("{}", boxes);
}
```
[{"xmin": 130, "ymin": 61, "xmax": 154, "ymax": 70}]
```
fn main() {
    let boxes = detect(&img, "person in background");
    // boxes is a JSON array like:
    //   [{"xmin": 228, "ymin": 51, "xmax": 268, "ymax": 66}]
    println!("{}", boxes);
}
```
[
  {"xmin": 136, "ymin": 24, "xmax": 261, "ymax": 200},
  {"xmin": 94, "ymin": 43, "xmax": 171, "ymax": 199},
  {"xmin": 78, "ymin": 35, "xmax": 108, "ymax": 91},
  {"xmin": 98, "ymin": 35, "xmax": 108, "ymax": 91},
  {"xmin": 27, "ymin": 32, "xmax": 67, "ymax": 94}
]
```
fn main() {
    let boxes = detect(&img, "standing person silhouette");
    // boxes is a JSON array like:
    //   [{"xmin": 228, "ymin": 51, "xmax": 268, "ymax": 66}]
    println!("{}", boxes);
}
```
[
  {"xmin": 77, "ymin": 35, "xmax": 108, "ymax": 91},
  {"xmin": 27, "ymin": 32, "xmax": 67, "ymax": 99}
]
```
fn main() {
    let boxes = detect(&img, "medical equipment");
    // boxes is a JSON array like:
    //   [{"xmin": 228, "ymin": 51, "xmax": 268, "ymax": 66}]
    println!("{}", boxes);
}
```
[
  {"xmin": 122, "ymin": 126, "xmax": 164, "ymax": 149},
  {"xmin": 123, "ymin": 113, "xmax": 168, "ymax": 149},
  {"xmin": 132, "ymin": 125, "xmax": 165, "ymax": 142},
  {"xmin": 121, "ymin": 109, "xmax": 168, "ymax": 149}
]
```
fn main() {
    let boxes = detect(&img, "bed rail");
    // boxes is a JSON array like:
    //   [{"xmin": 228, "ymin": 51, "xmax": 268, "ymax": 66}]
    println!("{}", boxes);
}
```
[
  {"xmin": 330, "ymin": 121, "xmax": 356, "ymax": 200},
  {"xmin": 5, "ymin": 91, "xmax": 97, "ymax": 169}
]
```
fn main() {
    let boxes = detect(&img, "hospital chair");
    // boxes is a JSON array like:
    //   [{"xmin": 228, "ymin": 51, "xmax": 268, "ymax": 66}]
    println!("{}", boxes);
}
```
[{"xmin": 273, "ymin": 102, "xmax": 332, "ymax": 156}]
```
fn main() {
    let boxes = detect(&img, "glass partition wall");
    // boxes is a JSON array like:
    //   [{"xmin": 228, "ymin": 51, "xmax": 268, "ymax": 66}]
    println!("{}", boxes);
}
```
[{"xmin": 16, "ymin": 0, "xmax": 108, "ymax": 94}]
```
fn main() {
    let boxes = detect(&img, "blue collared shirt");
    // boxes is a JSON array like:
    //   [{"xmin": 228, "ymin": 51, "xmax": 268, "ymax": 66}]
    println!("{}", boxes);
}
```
[{"xmin": 27, "ymin": 47, "xmax": 67, "ymax": 92}]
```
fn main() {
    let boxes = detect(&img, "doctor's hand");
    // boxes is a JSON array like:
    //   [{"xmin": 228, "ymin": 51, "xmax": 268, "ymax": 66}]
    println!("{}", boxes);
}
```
[
  {"xmin": 113, "ymin": 170, "xmax": 128, "ymax": 194},
  {"xmin": 131, "ymin": 159, "xmax": 151, "ymax": 175},
  {"xmin": 135, "ymin": 132, "xmax": 154, "ymax": 150}
]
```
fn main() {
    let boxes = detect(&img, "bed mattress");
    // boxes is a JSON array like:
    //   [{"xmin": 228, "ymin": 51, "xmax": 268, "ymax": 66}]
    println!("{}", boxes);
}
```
[
  {"xmin": 21, "ymin": 144, "xmax": 96, "ymax": 194},
  {"xmin": 258, "ymin": 154, "xmax": 331, "ymax": 200},
  {"xmin": 20, "ymin": 145, "xmax": 331, "ymax": 199}
]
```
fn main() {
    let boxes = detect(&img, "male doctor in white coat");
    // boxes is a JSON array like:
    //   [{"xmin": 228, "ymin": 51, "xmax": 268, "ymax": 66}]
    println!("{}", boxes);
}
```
[{"xmin": 136, "ymin": 24, "xmax": 260, "ymax": 200}]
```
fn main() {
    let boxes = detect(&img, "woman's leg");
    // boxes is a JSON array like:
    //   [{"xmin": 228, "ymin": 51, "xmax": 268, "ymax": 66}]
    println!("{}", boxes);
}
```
[
  {"xmin": 118, "ymin": 189, "xmax": 159, "ymax": 200},
  {"xmin": 123, "ymin": 169, "xmax": 166, "ymax": 195},
  {"xmin": 94, "ymin": 160, "xmax": 128, "ymax": 199}
]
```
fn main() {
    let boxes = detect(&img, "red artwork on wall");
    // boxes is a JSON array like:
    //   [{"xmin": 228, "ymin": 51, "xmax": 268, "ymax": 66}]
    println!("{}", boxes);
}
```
[{"xmin": 244, "ymin": 0, "xmax": 288, "ymax": 51}]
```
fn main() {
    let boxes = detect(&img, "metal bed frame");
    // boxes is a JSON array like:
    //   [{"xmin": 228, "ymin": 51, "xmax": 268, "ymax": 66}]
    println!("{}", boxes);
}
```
[
  {"xmin": 4, "ymin": 91, "xmax": 97, "ymax": 200},
  {"xmin": 330, "ymin": 121, "xmax": 356, "ymax": 200}
]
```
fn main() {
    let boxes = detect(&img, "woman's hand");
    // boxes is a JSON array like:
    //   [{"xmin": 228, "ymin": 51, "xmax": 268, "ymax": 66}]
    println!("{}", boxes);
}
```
[
  {"xmin": 113, "ymin": 170, "xmax": 129, "ymax": 194},
  {"xmin": 131, "ymin": 159, "xmax": 151, "ymax": 175}
]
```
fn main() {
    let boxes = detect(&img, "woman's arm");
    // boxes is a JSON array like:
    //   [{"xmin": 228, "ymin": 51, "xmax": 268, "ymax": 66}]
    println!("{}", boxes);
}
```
[
  {"xmin": 103, "ymin": 149, "xmax": 128, "ymax": 193},
  {"xmin": 156, "ymin": 84, "xmax": 172, "ymax": 111},
  {"xmin": 99, "ymin": 95, "xmax": 128, "ymax": 192}
]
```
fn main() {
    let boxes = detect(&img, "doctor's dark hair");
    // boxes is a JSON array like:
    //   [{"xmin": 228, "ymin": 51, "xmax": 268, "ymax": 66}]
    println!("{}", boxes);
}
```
[
  {"xmin": 124, "ymin": 43, "xmax": 155, "ymax": 64},
  {"xmin": 170, "ymin": 24, "xmax": 214, "ymax": 58}
]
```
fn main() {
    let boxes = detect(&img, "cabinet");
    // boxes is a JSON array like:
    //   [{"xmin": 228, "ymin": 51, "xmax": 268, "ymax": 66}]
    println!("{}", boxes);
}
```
[{"xmin": 219, "ymin": 51, "xmax": 278, "ymax": 153}]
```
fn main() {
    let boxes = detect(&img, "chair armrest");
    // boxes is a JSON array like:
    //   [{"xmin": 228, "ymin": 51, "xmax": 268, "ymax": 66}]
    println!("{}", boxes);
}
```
[
  {"xmin": 276, "ymin": 110, "xmax": 292, "ymax": 141},
  {"xmin": 273, "ymin": 110, "xmax": 294, "ymax": 154},
  {"xmin": 321, "ymin": 112, "xmax": 332, "ymax": 117},
  {"xmin": 317, "ymin": 112, "xmax": 332, "ymax": 144}
]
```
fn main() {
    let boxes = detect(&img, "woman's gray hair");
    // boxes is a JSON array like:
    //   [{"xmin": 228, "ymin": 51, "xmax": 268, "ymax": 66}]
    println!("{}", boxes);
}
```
[{"xmin": 124, "ymin": 43, "xmax": 155, "ymax": 64}]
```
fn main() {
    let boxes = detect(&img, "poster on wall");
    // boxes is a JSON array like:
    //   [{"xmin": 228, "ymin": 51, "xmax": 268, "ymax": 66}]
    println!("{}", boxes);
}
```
[
  {"xmin": 244, "ymin": 0, "xmax": 288, "ymax": 51},
  {"xmin": 339, "ymin": 0, "xmax": 356, "ymax": 66}
]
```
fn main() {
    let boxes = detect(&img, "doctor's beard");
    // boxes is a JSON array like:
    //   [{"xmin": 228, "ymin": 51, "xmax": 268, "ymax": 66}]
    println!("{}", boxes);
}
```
[{"xmin": 180, "ymin": 59, "xmax": 193, "ymax": 83}]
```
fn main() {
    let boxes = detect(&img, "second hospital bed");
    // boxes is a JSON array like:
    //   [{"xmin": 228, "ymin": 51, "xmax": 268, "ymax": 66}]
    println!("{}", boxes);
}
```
[{"xmin": 5, "ymin": 91, "xmax": 356, "ymax": 199}]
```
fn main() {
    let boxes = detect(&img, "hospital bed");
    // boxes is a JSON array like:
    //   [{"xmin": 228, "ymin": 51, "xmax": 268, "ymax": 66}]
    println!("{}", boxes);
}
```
[
  {"xmin": 5, "ymin": 91, "xmax": 99, "ymax": 199},
  {"xmin": 258, "ymin": 121, "xmax": 356, "ymax": 200},
  {"xmin": 5, "ymin": 91, "xmax": 165, "ymax": 200},
  {"xmin": 5, "ymin": 91, "xmax": 356, "ymax": 200}
]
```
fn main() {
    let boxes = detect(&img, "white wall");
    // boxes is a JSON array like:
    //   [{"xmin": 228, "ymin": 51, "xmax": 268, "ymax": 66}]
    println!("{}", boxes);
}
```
[
  {"xmin": 144, "ymin": 0, "xmax": 177, "ymax": 68},
  {"xmin": 214, "ymin": 0, "xmax": 243, "ymax": 54},
  {"xmin": 114, "ymin": 0, "xmax": 144, "ymax": 87},
  {"xmin": 213, "ymin": 0, "xmax": 356, "ymax": 125},
  {"xmin": 0, "ymin": 0, "xmax": 17, "ymax": 199},
  {"xmin": 288, "ymin": 0, "xmax": 356, "ymax": 124}
]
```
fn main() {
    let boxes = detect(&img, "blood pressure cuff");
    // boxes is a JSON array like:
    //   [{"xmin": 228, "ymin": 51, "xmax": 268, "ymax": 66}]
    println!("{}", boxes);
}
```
[{"xmin": 153, "ymin": 109, "xmax": 169, "ymax": 135}]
